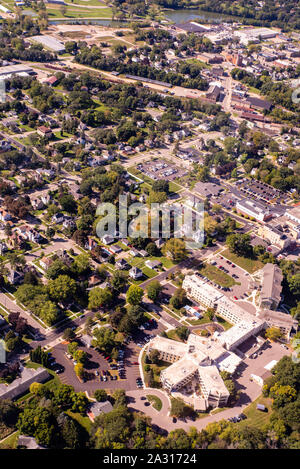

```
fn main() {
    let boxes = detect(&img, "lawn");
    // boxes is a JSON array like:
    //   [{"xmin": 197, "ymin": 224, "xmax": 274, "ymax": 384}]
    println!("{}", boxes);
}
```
[
  {"xmin": 215, "ymin": 315, "xmax": 233, "ymax": 331},
  {"xmin": 166, "ymin": 329, "xmax": 184, "ymax": 342},
  {"xmin": 65, "ymin": 410, "xmax": 92, "ymax": 433},
  {"xmin": 236, "ymin": 396, "xmax": 273, "ymax": 430},
  {"xmin": 0, "ymin": 431, "xmax": 19, "ymax": 449},
  {"xmin": 222, "ymin": 249, "xmax": 264, "ymax": 274},
  {"xmin": 146, "ymin": 394, "xmax": 162, "ymax": 412},
  {"xmin": 199, "ymin": 263, "xmax": 238, "ymax": 288}
]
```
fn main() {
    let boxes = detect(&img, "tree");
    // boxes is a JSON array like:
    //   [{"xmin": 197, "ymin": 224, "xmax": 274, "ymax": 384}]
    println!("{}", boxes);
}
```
[
  {"xmin": 88, "ymin": 287, "xmax": 113, "ymax": 310},
  {"xmin": 175, "ymin": 326, "xmax": 190, "ymax": 341},
  {"xmin": 48, "ymin": 275, "xmax": 77, "ymax": 303},
  {"xmin": 146, "ymin": 281, "xmax": 162, "ymax": 302},
  {"xmin": 265, "ymin": 327, "xmax": 283, "ymax": 342},
  {"xmin": 226, "ymin": 233, "xmax": 252, "ymax": 257},
  {"xmin": 94, "ymin": 389, "xmax": 108, "ymax": 402},
  {"xmin": 126, "ymin": 285, "xmax": 144, "ymax": 306},
  {"xmin": 170, "ymin": 287, "xmax": 187, "ymax": 310},
  {"xmin": 170, "ymin": 398, "xmax": 192, "ymax": 419},
  {"xmin": 74, "ymin": 363, "xmax": 84, "ymax": 380},
  {"xmin": 145, "ymin": 242, "xmax": 158, "ymax": 256},
  {"xmin": 63, "ymin": 328, "xmax": 76, "ymax": 342},
  {"xmin": 148, "ymin": 349, "xmax": 160, "ymax": 364},
  {"xmin": 111, "ymin": 271, "xmax": 128, "ymax": 291},
  {"xmin": 206, "ymin": 308, "xmax": 215, "ymax": 321},
  {"xmin": 162, "ymin": 238, "xmax": 187, "ymax": 262},
  {"xmin": 29, "ymin": 382, "xmax": 44, "ymax": 396}
]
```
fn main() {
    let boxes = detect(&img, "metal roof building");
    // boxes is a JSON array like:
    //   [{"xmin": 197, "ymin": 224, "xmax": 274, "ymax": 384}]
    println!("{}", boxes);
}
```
[{"xmin": 30, "ymin": 35, "xmax": 65, "ymax": 53}]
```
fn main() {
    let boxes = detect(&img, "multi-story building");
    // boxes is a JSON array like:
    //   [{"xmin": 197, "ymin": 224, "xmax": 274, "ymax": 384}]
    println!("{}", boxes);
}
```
[
  {"xmin": 257, "ymin": 309, "xmax": 298, "ymax": 340},
  {"xmin": 257, "ymin": 224, "xmax": 291, "ymax": 250},
  {"xmin": 149, "ymin": 334, "xmax": 233, "ymax": 409},
  {"xmin": 260, "ymin": 263, "xmax": 283, "ymax": 310},
  {"xmin": 285, "ymin": 206, "xmax": 300, "ymax": 225},
  {"xmin": 182, "ymin": 274, "xmax": 223, "ymax": 308},
  {"xmin": 236, "ymin": 199, "xmax": 272, "ymax": 222}
]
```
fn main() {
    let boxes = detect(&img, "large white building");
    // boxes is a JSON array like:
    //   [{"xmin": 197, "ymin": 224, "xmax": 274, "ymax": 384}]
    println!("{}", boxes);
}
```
[
  {"xmin": 285, "ymin": 206, "xmax": 300, "ymax": 225},
  {"xmin": 149, "ymin": 334, "xmax": 233, "ymax": 409},
  {"xmin": 236, "ymin": 199, "xmax": 271, "ymax": 222},
  {"xmin": 235, "ymin": 28, "xmax": 278, "ymax": 45}
]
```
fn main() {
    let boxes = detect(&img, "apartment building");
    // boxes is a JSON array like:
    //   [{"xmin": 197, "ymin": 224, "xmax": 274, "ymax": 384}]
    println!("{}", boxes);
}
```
[
  {"xmin": 257, "ymin": 309, "xmax": 298, "ymax": 340},
  {"xmin": 160, "ymin": 358, "xmax": 199, "ymax": 392},
  {"xmin": 147, "ymin": 336, "xmax": 187, "ymax": 363},
  {"xmin": 216, "ymin": 321, "xmax": 264, "ymax": 351},
  {"xmin": 182, "ymin": 274, "xmax": 223, "ymax": 308},
  {"xmin": 198, "ymin": 365, "xmax": 230, "ymax": 408},
  {"xmin": 148, "ymin": 334, "xmax": 239, "ymax": 409}
]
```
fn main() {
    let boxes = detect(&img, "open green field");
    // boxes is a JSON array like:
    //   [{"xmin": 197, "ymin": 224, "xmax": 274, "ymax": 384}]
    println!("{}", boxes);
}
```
[
  {"xmin": 222, "ymin": 249, "xmax": 264, "ymax": 274},
  {"xmin": 46, "ymin": 5, "xmax": 113, "ymax": 19},
  {"xmin": 237, "ymin": 396, "xmax": 273, "ymax": 430},
  {"xmin": 199, "ymin": 263, "xmax": 238, "ymax": 288}
]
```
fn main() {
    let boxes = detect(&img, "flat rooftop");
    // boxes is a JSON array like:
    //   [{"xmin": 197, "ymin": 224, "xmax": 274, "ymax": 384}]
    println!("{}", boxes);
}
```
[{"xmin": 30, "ymin": 35, "xmax": 65, "ymax": 52}]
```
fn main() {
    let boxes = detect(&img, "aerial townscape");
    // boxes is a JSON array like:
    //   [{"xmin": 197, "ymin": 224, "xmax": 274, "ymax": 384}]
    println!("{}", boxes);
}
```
[{"xmin": 0, "ymin": 0, "xmax": 299, "ymax": 453}]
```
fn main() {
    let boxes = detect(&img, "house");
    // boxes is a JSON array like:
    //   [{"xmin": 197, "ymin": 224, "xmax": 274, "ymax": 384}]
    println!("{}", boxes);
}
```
[
  {"xmin": 115, "ymin": 258, "xmax": 129, "ymax": 270},
  {"xmin": 87, "ymin": 401, "xmax": 113, "ymax": 422},
  {"xmin": 109, "ymin": 244, "xmax": 122, "ymax": 254},
  {"xmin": 129, "ymin": 248, "xmax": 139, "ymax": 257},
  {"xmin": 121, "ymin": 238, "xmax": 131, "ymax": 247},
  {"xmin": 8, "ymin": 270, "xmax": 24, "ymax": 285},
  {"xmin": 85, "ymin": 236, "xmax": 98, "ymax": 251},
  {"xmin": 17, "ymin": 435, "xmax": 45, "ymax": 450},
  {"xmin": 43, "ymin": 75, "xmax": 58, "ymax": 86},
  {"xmin": 37, "ymin": 126, "xmax": 53, "ymax": 138},
  {"xmin": 155, "ymin": 239, "xmax": 165, "ymax": 249},
  {"xmin": 80, "ymin": 334, "xmax": 94, "ymax": 349},
  {"xmin": 145, "ymin": 259, "xmax": 162, "ymax": 270},
  {"xmin": 101, "ymin": 235, "xmax": 114, "ymax": 245},
  {"xmin": 88, "ymin": 274, "xmax": 102, "ymax": 289},
  {"xmin": 0, "ymin": 241, "xmax": 8, "ymax": 255},
  {"xmin": 139, "ymin": 250, "xmax": 148, "ymax": 258},
  {"xmin": 40, "ymin": 256, "xmax": 54, "ymax": 271},
  {"xmin": 129, "ymin": 266, "xmax": 143, "ymax": 280},
  {"xmin": 0, "ymin": 367, "xmax": 49, "ymax": 400},
  {"xmin": 51, "ymin": 212, "xmax": 65, "ymax": 224},
  {"xmin": 0, "ymin": 140, "xmax": 11, "ymax": 152},
  {"xmin": 62, "ymin": 217, "xmax": 76, "ymax": 230}
]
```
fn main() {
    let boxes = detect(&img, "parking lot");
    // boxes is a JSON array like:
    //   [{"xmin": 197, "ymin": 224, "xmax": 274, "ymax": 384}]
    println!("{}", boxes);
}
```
[
  {"xmin": 50, "ymin": 320, "xmax": 164, "ymax": 393},
  {"xmin": 137, "ymin": 159, "xmax": 188, "ymax": 182},
  {"xmin": 207, "ymin": 253, "xmax": 253, "ymax": 300},
  {"xmin": 235, "ymin": 179, "xmax": 286, "ymax": 204},
  {"xmin": 233, "ymin": 341, "xmax": 290, "ymax": 406}
]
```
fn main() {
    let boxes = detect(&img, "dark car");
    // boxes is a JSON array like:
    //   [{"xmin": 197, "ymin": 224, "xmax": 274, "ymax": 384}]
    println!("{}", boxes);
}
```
[{"xmin": 51, "ymin": 363, "xmax": 64, "ymax": 374}]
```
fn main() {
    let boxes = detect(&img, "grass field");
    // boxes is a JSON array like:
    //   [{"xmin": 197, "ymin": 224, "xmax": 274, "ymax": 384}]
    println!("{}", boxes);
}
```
[
  {"xmin": 46, "ymin": 6, "xmax": 113, "ymax": 18},
  {"xmin": 237, "ymin": 396, "xmax": 273, "ymax": 430},
  {"xmin": 222, "ymin": 249, "xmax": 264, "ymax": 274}
]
